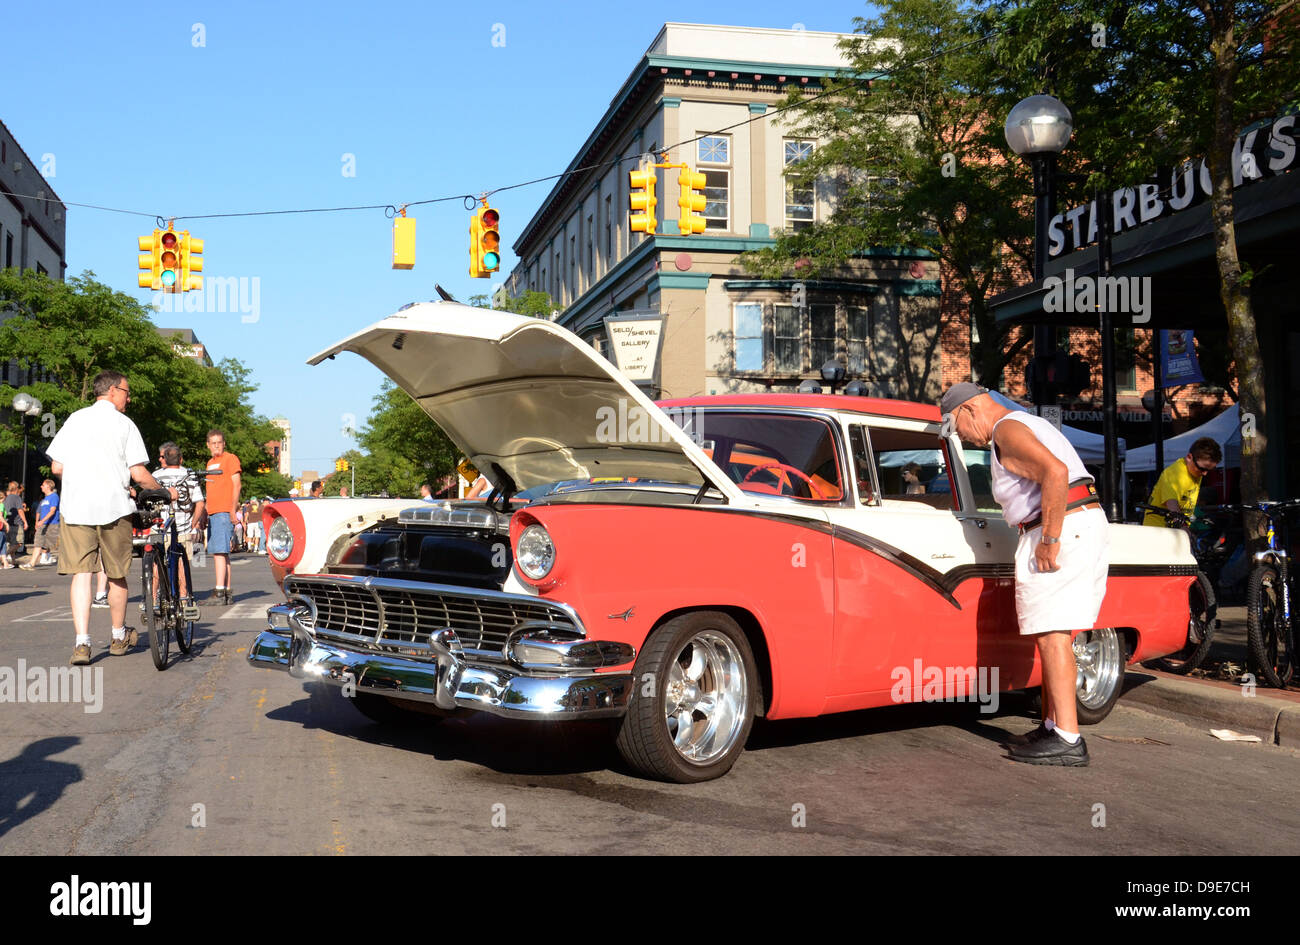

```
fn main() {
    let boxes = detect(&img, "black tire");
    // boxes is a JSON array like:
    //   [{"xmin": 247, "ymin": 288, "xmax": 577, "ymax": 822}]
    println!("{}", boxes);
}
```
[
  {"xmin": 1145, "ymin": 572, "xmax": 1217, "ymax": 675},
  {"xmin": 350, "ymin": 691, "xmax": 451, "ymax": 726},
  {"xmin": 615, "ymin": 612, "xmax": 759, "ymax": 783},
  {"xmin": 144, "ymin": 551, "xmax": 169, "ymax": 670},
  {"xmin": 1246, "ymin": 565, "xmax": 1294, "ymax": 689},
  {"xmin": 174, "ymin": 552, "xmax": 195, "ymax": 655},
  {"xmin": 1074, "ymin": 627, "xmax": 1125, "ymax": 725}
]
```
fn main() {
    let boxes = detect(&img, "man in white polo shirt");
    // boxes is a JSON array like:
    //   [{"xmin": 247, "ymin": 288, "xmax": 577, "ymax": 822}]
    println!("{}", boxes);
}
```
[
  {"xmin": 941, "ymin": 382, "xmax": 1109, "ymax": 766},
  {"xmin": 47, "ymin": 370, "xmax": 176, "ymax": 665}
]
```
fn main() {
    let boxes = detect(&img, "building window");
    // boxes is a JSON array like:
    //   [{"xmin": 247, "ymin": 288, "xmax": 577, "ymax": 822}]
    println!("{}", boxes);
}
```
[
  {"xmin": 36, "ymin": 263, "xmax": 48, "ymax": 276},
  {"xmin": 734, "ymin": 303, "xmax": 763, "ymax": 371},
  {"xmin": 772, "ymin": 304, "xmax": 802, "ymax": 373},
  {"xmin": 605, "ymin": 195, "xmax": 613, "ymax": 261},
  {"xmin": 587, "ymin": 215, "xmax": 594, "ymax": 274},
  {"xmin": 847, "ymin": 305, "xmax": 870, "ymax": 374},
  {"xmin": 702, "ymin": 170, "xmax": 729, "ymax": 231},
  {"xmin": 1115, "ymin": 328, "xmax": 1138, "ymax": 393},
  {"xmin": 784, "ymin": 139, "xmax": 815, "ymax": 232},
  {"xmin": 698, "ymin": 136, "xmax": 729, "ymax": 164},
  {"xmin": 569, "ymin": 235, "xmax": 576, "ymax": 294},
  {"xmin": 5, "ymin": 233, "xmax": 12, "ymax": 269},
  {"xmin": 809, "ymin": 304, "xmax": 836, "ymax": 368}
]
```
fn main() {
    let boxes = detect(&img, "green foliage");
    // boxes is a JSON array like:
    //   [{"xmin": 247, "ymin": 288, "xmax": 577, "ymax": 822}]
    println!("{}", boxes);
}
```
[
  {"xmin": 0, "ymin": 268, "xmax": 287, "ymax": 498},
  {"xmin": 353, "ymin": 380, "xmax": 459, "ymax": 497},
  {"xmin": 741, "ymin": 0, "xmax": 1039, "ymax": 386}
]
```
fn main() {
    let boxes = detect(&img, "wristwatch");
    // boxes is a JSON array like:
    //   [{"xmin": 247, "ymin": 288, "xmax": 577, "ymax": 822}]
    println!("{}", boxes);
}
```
[{"xmin": 1041, "ymin": 535, "xmax": 1060, "ymax": 545}]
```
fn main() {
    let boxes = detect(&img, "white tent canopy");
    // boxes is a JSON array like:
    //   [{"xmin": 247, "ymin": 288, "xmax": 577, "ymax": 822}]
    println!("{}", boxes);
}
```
[
  {"xmin": 987, "ymin": 391, "xmax": 1127, "ymax": 466},
  {"xmin": 1124, "ymin": 405, "xmax": 1241, "ymax": 473}
]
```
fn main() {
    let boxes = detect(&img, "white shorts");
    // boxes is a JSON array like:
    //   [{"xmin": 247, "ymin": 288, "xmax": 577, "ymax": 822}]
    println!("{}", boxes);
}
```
[{"xmin": 1015, "ymin": 507, "xmax": 1110, "ymax": 635}]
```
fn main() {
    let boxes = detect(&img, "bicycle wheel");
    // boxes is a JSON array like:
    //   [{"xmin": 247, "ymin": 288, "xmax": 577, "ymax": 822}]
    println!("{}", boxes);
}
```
[
  {"xmin": 1145, "ymin": 572, "xmax": 1217, "ymax": 675},
  {"xmin": 1246, "ymin": 564, "xmax": 1294, "ymax": 688},
  {"xmin": 174, "ymin": 550, "xmax": 195, "ymax": 654},
  {"xmin": 144, "ymin": 549, "xmax": 170, "ymax": 670}
]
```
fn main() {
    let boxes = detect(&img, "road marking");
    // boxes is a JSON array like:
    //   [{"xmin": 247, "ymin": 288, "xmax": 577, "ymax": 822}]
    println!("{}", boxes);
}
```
[
  {"xmin": 12, "ymin": 607, "xmax": 74, "ymax": 622},
  {"xmin": 220, "ymin": 602, "xmax": 269, "ymax": 620}
]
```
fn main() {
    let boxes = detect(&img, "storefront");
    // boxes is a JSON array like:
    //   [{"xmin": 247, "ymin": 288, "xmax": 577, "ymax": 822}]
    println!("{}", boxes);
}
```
[{"xmin": 990, "ymin": 114, "xmax": 1300, "ymax": 498}]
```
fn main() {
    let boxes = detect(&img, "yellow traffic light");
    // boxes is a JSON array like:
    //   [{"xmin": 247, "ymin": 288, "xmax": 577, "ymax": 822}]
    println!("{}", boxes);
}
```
[
  {"xmin": 392, "ymin": 215, "xmax": 415, "ymax": 269},
  {"xmin": 181, "ymin": 232, "xmax": 203, "ymax": 291},
  {"xmin": 334, "ymin": 458, "xmax": 349, "ymax": 472},
  {"xmin": 677, "ymin": 169, "xmax": 707, "ymax": 235},
  {"xmin": 469, "ymin": 210, "xmax": 483, "ymax": 277},
  {"xmin": 469, "ymin": 205, "xmax": 500, "ymax": 278},
  {"xmin": 629, "ymin": 166, "xmax": 658, "ymax": 234},
  {"xmin": 138, "ymin": 230, "xmax": 159, "ymax": 288}
]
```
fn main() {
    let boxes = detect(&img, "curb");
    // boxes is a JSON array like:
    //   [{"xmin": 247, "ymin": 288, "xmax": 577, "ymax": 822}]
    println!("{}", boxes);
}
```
[{"xmin": 1120, "ymin": 671, "xmax": 1300, "ymax": 747}]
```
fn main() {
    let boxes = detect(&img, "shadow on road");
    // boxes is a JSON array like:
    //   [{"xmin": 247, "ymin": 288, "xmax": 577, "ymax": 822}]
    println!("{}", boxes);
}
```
[
  {"xmin": 263, "ymin": 684, "xmax": 618, "ymax": 777},
  {"xmin": 0, "ymin": 736, "xmax": 83, "ymax": 841}
]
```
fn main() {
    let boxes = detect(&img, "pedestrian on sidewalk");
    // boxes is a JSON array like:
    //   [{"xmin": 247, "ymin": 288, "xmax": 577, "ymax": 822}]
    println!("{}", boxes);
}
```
[
  {"xmin": 940, "ymin": 382, "xmax": 1108, "ymax": 767},
  {"xmin": 46, "ymin": 371, "xmax": 177, "ymax": 665},
  {"xmin": 202, "ymin": 429, "xmax": 241, "ymax": 605},
  {"xmin": 20, "ymin": 478, "xmax": 60, "ymax": 569},
  {"xmin": 4, "ymin": 481, "xmax": 28, "ymax": 560}
]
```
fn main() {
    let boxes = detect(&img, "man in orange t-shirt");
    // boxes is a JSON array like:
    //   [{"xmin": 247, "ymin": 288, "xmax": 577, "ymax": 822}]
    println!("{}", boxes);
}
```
[{"xmin": 204, "ymin": 429, "xmax": 242, "ymax": 605}]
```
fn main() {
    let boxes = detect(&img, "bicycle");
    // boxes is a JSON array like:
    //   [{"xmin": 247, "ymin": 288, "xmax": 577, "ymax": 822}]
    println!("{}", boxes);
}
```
[
  {"xmin": 135, "ymin": 470, "xmax": 218, "ymax": 670},
  {"xmin": 1241, "ymin": 499, "xmax": 1300, "ymax": 689},
  {"xmin": 1137, "ymin": 503, "xmax": 1230, "ymax": 675}
]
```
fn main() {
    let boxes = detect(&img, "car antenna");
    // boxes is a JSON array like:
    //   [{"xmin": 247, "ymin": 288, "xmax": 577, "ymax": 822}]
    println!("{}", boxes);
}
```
[{"xmin": 434, "ymin": 284, "xmax": 456, "ymax": 302}]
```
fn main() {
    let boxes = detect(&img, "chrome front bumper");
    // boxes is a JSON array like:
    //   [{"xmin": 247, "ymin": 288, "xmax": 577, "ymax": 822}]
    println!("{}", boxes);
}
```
[{"xmin": 248, "ymin": 604, "xmax": 634, "ymax": 720}]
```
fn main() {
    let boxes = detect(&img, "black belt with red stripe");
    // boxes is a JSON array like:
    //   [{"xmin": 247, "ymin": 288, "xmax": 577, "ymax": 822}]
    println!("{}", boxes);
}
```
[{"xmin": 1018, "ymin": 479, "xmax": 1101, "ymax": 534}]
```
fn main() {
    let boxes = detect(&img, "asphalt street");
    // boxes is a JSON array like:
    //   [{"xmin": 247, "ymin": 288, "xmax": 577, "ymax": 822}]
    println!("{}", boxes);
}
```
[{"xmin": 2, "ymin": 554, "xmax": 1299, "ymax": 856}]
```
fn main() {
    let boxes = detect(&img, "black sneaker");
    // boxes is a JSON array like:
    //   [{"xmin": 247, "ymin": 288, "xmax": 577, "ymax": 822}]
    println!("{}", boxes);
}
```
[
  {"xmin": 1008, "ymin": 731, "xmax": 1090, "ymax": 766},
  {"xmin": 1002, "ymin": 723, "xmax": 1052, "ymax": 747},
  {"xmin": 92, "ymin": 592, "xmax": 109, "ymax": 609}
]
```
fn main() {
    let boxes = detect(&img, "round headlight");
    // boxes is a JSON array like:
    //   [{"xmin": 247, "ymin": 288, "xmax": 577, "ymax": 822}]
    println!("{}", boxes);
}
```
[
  {"xmin": 516, "ymin": 524, "xmax": 555, "ymax": 580},
  {"xmin": 267, "ymin": 516, "xmax": 294, "ymax": 561}
]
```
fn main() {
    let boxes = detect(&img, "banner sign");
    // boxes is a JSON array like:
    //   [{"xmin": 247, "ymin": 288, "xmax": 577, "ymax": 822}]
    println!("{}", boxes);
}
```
[
  {"xmin": 1161, "ymin": 329, "xmax": 1204, "ymax": 386},
  {"xmin": 603, "ymin": 313, "xmax": 665, "ymax": 385}
]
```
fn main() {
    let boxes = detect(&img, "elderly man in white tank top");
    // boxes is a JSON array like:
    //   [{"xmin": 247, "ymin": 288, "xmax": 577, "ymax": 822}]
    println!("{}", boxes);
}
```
[{"xmin": 941, "ymin": 383, "xmax": 1108, "ymax": 766}]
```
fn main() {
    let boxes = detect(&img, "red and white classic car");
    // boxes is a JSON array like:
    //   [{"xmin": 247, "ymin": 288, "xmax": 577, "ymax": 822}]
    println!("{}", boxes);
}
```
[{"xmin": 249, "ymin": 301, "xmax": 1195, "ymax": 782}]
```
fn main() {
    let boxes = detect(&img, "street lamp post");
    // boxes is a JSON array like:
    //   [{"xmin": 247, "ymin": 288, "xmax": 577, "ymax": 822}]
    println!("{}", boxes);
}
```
[
  {"xmin": 1005, "ymin": 95, "xmax": 1074, "ymax": 408},
  {"xmin": 10, "ymin": 392, "xmax": 43, "ymax": 495}
]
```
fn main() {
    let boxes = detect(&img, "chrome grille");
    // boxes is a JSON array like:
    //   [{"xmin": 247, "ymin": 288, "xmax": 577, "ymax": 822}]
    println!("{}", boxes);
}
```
[{"xmin": 285, "ymin": 576, "xmax": 582, "ymax": 661}]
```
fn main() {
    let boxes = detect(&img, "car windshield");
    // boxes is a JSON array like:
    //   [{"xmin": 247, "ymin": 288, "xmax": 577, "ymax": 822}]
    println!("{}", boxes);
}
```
[{"xmin": 680, "ymin": 411, "xmax": 843, "ymax": 502}]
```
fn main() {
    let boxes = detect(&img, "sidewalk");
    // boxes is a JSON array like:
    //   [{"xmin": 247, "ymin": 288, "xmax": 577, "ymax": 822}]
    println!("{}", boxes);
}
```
[{"xmin": 1121, "ymin": 606, "xmax": 1300, "ymax": 748}]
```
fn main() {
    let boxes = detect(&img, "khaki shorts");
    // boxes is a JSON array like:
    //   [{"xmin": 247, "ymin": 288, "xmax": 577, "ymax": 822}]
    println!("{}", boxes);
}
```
[
  {"xmin": 58, "ymin": 517, "xmax": 135, "ymax": 579},
  {"xmin": 38, "ymin": 522, "xmax": 60, "ymax": 552}
]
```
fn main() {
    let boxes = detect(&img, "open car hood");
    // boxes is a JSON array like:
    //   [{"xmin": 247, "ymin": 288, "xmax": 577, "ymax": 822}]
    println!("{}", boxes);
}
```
[{"xmin": 309, "ymin": 302, "xmax": 743, "ymax": 502}]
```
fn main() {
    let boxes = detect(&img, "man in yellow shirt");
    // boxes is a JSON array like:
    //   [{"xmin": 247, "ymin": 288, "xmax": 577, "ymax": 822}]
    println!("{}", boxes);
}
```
[{"xmin": 1144, "ymin": 436, "xmax": 1222, "ymax": 527}]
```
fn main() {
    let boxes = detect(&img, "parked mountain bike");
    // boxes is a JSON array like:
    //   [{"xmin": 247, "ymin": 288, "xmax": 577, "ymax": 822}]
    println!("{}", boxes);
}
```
[
  {"xmin": 1137, "ymin": 503, "xmax": 1231, "ymax": 675},
  {"xmin": 135, "ymin": 469, "xmax": 221, "ymax": 670},
  {"xmin": 1241, "ymin": 499, "xmax": 1300, "ymax": 689}
]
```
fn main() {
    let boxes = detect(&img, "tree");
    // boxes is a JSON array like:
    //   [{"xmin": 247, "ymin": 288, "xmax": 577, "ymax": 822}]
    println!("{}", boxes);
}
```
[
  {"xmin": 741, "ymin": 0, "xmax": 1042, "ymax": 389},
  {"xmin": 354, "ymin": 380, "xmax": 459, "ymax": 497}
]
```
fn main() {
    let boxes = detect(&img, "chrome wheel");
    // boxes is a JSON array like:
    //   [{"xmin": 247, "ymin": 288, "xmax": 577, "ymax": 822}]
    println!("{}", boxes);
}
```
[
  {"xmin": 616, "ymin": 612, "xmax": 759, "ymax": 782},
  {"xmin": 1074, "ymin": 627, "xmax": 1123, "ymax": 717},
  {"xmin": 663, "ymin": 630, "xmax": 749, "ymax": 765}
]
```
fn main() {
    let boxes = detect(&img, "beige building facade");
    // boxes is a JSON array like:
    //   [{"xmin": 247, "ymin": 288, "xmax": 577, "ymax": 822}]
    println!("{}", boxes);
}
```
[{"xmin": 504, "ymin": 23, "xmax": 942, "ymax": 401}]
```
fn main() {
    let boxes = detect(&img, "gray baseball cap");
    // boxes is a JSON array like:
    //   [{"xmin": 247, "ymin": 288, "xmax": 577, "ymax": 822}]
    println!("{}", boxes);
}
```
[{"xmin": 939, "ymin": 382, "xmax": 989, "ymax": 415}]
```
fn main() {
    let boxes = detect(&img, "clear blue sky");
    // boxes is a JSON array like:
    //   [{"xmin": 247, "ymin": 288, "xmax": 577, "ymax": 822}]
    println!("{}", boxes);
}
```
[{"xmin": 8, "ymin": 0, "xmax": 874, "ymax": 481}]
